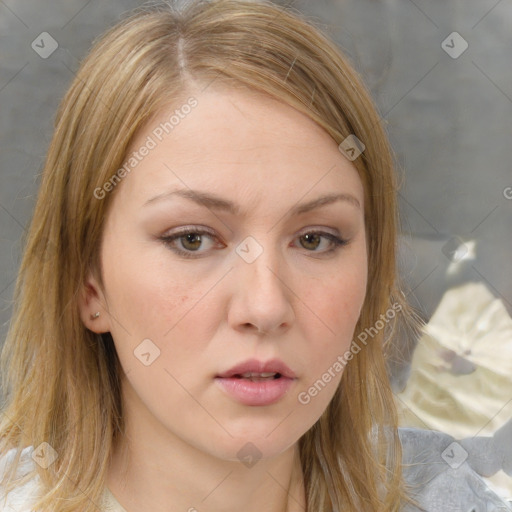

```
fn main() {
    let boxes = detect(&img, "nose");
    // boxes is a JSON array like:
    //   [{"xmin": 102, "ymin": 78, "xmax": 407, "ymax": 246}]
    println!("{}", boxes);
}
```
[{"xmin": 227, "ymin": 238, "xmax": 295, "ymax": 336}]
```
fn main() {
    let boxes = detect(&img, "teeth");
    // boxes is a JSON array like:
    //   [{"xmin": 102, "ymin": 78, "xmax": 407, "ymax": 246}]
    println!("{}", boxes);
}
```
[{"xmin": 239, "ymin": 372, "xmax": 277, "ymax": 379}]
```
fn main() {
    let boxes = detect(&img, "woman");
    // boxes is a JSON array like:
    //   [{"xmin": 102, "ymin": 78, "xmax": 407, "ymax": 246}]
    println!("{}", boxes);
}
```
[{"xmin": 0, "ymin": 0, "xmax": 421, "ymax": 510}]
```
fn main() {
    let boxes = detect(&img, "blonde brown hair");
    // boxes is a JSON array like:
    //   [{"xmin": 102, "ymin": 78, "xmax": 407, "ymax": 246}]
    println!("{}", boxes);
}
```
[{"xmin": 0, "ymin": 1, "xmax": 421, "ymax": 510}]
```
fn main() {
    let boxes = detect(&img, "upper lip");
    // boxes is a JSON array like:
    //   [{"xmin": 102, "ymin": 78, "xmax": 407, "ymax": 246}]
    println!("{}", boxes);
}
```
[{"xmin": 216, "ymin": 358, "xmax": 296, "ymax": 379}]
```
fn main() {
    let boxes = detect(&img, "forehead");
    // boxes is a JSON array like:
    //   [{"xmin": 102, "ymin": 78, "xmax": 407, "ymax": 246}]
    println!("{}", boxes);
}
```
[{"xmin": 117, "ymin": 86, "xmax": 364, "ymax": 213}]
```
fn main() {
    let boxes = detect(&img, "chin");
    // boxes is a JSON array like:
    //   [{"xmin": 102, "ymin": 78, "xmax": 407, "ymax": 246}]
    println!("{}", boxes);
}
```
[{"xmin": 196, "ymin": 422, "xmax": 305, "ymax": 464}]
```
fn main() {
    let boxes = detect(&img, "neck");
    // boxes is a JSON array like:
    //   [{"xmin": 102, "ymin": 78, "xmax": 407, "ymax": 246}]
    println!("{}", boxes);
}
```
[{"xmin": 106, "ymin": 381, "xmax": 307, "ymax": 512}]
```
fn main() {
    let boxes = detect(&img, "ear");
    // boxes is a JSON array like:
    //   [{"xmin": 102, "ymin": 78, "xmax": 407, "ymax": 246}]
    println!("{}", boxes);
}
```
[{"xmin": 78, "ymin": 270, "xmax": 111, "ymax": 334}]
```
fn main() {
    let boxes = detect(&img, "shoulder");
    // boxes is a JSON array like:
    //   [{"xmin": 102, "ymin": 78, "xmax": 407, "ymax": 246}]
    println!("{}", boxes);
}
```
[
  {"xmin": 0, "ymin": 445, "xmax": 41, "ymax": 512},
  {"xmin": 0, "ymin": 446, "xmax": 122, "ymax": 512}
]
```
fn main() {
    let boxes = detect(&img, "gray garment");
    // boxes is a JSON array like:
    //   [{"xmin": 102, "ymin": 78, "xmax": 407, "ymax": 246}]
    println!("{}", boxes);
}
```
[{"xmin": 399, "ymin": 425, "xmax": 512, "ymax": 511}]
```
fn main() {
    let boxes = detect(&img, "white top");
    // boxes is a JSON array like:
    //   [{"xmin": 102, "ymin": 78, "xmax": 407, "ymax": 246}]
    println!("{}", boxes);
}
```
[
  {"xmin": 0, "ymin": 446, "xmax": 126, "ymax": 511},
  {"xmin": 102, "ymin": 487, "xmax": 127, "ymax": 512}
]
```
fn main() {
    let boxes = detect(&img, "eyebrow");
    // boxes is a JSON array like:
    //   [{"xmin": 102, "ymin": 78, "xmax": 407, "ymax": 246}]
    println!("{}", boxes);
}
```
[{"xmin": 143, "ymin": 189, "xmax": 361, "ymax": 216}]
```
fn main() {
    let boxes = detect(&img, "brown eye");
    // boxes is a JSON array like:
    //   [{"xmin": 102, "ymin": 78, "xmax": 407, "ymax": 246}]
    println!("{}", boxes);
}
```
[
  {"xmin": 180, "ymin": 233, "xmax": 203, "ymax": 251},
  {"xmin": 294, "ymin": 231, "xmax": 348, "ymax": 254},
  {"xmin": 160, "ymin": 227, "xmax": 219, "ymax": 259},
  {"xmin": 161, "ymin": 227, "xmax": 348, "ymax": 260},
  {"xmin": 299, "ymin": 233, "xmax": 322, "ymax": 250}
]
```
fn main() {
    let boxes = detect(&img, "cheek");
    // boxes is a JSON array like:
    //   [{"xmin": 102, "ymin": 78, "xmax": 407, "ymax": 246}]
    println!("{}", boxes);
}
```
[
  {"xmin": 100, "ymin": 238, "xmax": 216, "ymax": 383},
  {"xmin": 300, "ymin": 258, "xmax": 367, "ymax": 376},
  {"xmin": 307, "ymin": 262, "xmax": 367, "ymax": 340},
  {"xmin": 101, "ymin": 236, "xmax": 193, "ymax": 334},
  {"xmin": 292, "ymin": 267, "xmax": 366, "ymax": 416}
]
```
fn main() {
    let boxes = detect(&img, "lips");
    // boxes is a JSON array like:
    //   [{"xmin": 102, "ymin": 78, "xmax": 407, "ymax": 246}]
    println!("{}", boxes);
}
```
[
  {"xmin": 215, "ymin": 358, "xmax": 296, "ymax": 406},
  {"xmin": 216, "ymin": 358, "xmax": 296, "ymax": 380}
]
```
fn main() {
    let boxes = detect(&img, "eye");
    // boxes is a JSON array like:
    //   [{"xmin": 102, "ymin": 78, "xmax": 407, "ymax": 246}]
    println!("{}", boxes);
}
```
[
  {"xmin": 160, "ymin": 227, "xmax": 349, "ymax": 259},
  {"xmin": 160, "ymin": 227, "xmax": 220, "ymax": 259},
  {"xmin": 293, "ymin": 230, "xmax": 348, "ymax": 255}
]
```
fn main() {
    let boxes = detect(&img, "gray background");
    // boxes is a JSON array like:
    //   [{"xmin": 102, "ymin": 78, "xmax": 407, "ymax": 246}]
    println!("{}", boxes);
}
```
[{"xmin": 1, "ymin": 0, "xmax": 511, "ymax": 366}]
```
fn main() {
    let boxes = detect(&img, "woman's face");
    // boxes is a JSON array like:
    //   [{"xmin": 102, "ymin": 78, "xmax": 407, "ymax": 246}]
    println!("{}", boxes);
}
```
[{"xmin": 81, "ymin": 85, "xmax": 367, "ymax": 461}]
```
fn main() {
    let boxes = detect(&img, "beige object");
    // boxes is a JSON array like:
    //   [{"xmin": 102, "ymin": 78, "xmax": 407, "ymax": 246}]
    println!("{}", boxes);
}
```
[
  {"xmin": 395, "ymin": 280, "xmax": 512, "ymax": 499},
  {"xmin": 101, "ymin": 486, "xmax": 128, "ymax": 512}
]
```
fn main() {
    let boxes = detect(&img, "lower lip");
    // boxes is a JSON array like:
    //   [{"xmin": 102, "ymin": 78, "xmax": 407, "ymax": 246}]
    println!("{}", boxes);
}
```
[{"xmin": 214, "ymin": 376, "xmax": 295, "ymax": 406}]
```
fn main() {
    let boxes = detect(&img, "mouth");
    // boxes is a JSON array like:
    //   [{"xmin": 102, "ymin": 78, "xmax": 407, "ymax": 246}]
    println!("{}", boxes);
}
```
[
  {"xmin": 214, "ymin": 358, "xmax": 297, "ymax": 406},
  {"xmin": 230, "ymin": 372, "xmax": 283, "ymax": 381},
  {"xmin": 214, "ymin": 371, "xmax": 296, "ymax": 406},
  {"xmin": 215, "ymin": 358, "xmax": 297, "ymax": 380}
]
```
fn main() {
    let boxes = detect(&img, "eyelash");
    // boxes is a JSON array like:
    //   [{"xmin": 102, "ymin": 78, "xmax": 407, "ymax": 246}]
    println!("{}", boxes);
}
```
[{"xmin": 160, "ymin": 227, "xmax": 349, "ymax": 259}]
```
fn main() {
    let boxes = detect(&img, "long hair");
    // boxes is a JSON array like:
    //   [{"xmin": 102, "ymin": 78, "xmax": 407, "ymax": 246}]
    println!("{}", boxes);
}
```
[{"xmin": 0, "ymin": 1, "xmax": 422, "ymax": 510}]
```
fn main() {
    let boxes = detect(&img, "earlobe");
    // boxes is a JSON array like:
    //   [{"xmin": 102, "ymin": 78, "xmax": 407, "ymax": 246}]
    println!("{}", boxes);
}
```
[{"xmin": 78, "ymin": 274, "xmax": 110, "ymax": 334}]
